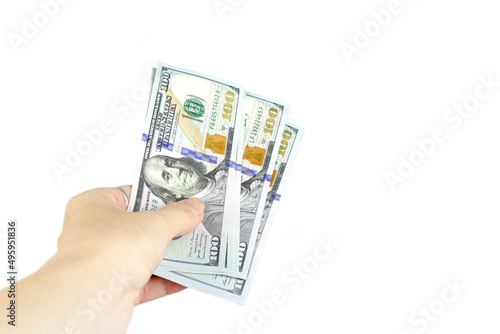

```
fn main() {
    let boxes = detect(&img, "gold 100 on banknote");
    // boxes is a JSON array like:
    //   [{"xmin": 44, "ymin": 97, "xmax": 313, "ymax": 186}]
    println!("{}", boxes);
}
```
[{"xmin": 128, "ymin": 62, "xmax": 303, "ymax": 304}]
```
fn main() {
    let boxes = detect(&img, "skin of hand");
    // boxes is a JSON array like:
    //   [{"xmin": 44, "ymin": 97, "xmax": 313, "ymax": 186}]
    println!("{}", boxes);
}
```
[{"xmin": 0, "ymin": 185, "xmax": 204, "ymax": 334}]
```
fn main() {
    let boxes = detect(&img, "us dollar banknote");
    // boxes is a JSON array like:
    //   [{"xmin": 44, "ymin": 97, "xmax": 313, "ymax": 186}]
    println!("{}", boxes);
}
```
[
  {"xmin": 128, "ymin": 63, "xmax": 245, "ymax": 274},
  {"xmin": 159, "ymin": 93, "xmax": 288, "ymax": 277},
  {"xmin": 231, "ymin": 93, "xmax": 288, "ymax": 277},
  {"xmin": 154, "ymin": 123, "xmax": 303, "ymax": 304}
]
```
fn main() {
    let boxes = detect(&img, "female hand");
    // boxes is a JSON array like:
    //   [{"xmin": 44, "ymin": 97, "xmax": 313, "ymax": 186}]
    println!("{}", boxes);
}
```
[{"xmin": 1, "ymin": 185, "xmax": 204, "ymax": 334}]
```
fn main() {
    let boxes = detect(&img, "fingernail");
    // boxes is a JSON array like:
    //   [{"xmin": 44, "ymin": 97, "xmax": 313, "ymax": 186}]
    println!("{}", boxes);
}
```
[{"xmin": 184, "ymin": 198, "xmax": 205, "ymax": 215}]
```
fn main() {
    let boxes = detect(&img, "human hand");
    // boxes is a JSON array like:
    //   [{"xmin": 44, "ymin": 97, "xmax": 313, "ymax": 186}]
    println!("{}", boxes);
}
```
[{"xmin": 1, "ymin": 185, "xmax": 204, "ymax": 334}]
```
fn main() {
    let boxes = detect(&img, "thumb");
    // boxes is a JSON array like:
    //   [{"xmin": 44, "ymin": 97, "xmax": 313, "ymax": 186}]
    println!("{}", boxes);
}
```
[{"xmin": 147, "ymin": 198, "xmax": 205, "ymax": 242}]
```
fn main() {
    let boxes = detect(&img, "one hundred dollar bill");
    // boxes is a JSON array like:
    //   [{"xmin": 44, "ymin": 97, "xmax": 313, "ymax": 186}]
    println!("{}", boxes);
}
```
[
  {"xmin": 154, "ymin": 123, "xmax": 304, "ymax": 304},
  {"xmin": 128, "ymin": 63, "xmax": 245, "ymax": 274},
  {"xmin": 160, "ymin": 93, "xmax": 288, "ymax": 277},
  {"xmin": 231, "ymin": 93, "xmax": 288, "ymax": 277}
]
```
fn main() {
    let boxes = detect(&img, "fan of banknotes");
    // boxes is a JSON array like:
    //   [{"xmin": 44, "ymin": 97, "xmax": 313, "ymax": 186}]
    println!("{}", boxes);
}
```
[{"xmin": 128, "ymin": 63, "xmax": 303, "ymax": 304}]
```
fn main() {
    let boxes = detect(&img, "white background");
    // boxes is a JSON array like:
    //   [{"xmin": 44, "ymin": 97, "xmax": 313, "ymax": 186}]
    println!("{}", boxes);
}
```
[{"xmin": 1, "ymin": 0, "xmax": 500, "ymax": 333}]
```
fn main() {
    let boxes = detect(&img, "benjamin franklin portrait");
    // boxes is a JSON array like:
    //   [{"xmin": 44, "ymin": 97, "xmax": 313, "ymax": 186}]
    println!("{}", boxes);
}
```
[{"xmin": 142, "ymin": 155, "xmax": 266, "ymax": 242}]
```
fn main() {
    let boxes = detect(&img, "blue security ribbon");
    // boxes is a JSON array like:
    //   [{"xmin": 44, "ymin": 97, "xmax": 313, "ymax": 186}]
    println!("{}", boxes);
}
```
[
  {"xmin": 181, "ymin": 147, "xmax": 218, "ymax": 164},
  {"xmin": 241, "ymin": 166, "xmax": 257, "ymax": 177}
]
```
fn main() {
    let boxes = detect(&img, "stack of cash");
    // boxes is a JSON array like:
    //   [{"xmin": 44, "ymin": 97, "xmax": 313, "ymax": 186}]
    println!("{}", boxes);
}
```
[{"xmin": 128, "ymin": 63, "xmax": 303, "ymax": 304}]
